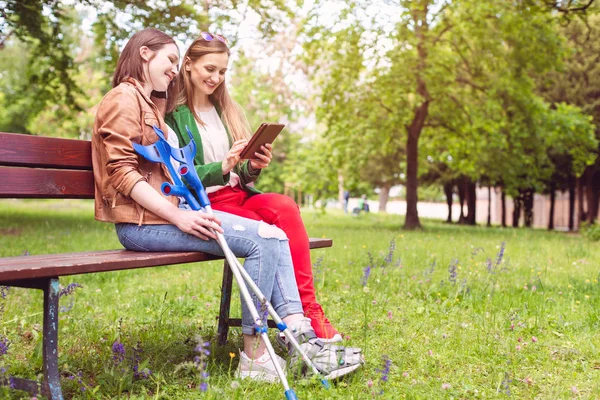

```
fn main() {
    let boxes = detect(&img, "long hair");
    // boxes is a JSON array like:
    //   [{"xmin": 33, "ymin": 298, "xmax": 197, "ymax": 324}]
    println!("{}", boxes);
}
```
[
  {"xmin": 112, "ymin": 28, "xmax": 176, "ymax": 88},
  {"xmin": 167, "ymin": 36, "xmax": 250, "ymax": 141}
]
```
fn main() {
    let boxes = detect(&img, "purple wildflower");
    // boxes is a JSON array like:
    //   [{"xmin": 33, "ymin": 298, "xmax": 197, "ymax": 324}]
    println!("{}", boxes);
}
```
[
  {"xmin": 70, "ymin": 371, "xmax": 86, "ymax": 392},
  {"xmin": 195, "ymin": 342, "xmax": 211, "ymax": 357},
  {"xmin": 499, "ymin": 372, "xmax": 512, "ymax": 395},
  {"xmin": 0, "ymin": 286, "xmax": 8, "ymax": 299},
  {"xmin": 495, "ymin": 242, "xmax": 506, "ymax": 268},
  {"xmin": 253, "ymin": 299, "xmax": 269, "ymax": 329},
  {"xmin": 59, "ymin": 297, "xmax": 76, "ymax": 313},
  {"xmin": 485, "ymin": 257, "xmax": 494, "ymax": 273},
  {"xmin": 383, "ymin": 239, "xmax": 396, "ymax": 266},
  {"xmin": 312, "ymin": 256, "xmax": 324, "ymax": 276},
  {"xmin": 59, "ymin": 283, "xmax": 83, "ymax": 298},
  {"xmin": 486, "ymin": 242, "xmax": 506, "ymax": 274},
  {"xmin": 130, "ymin": 342, "xmax": 149, "ymax": 378},
  {"xmin": 361, "ymin": 266, "xmax": 371, "ymax": 286},
  {"xmin": 376, "ymin": 355, "xmax": 391, "ymax": 383},
  {"xmin": 0, "ymin": 336, "xmax": 9, "ymax": 357},
  {"xmin": 111, "ymin": 340, "xmax": 125, "ymax": 366},
  {"xmin": 193, "ymin": 337, "xmax": 210, "ymax": 392},
  {"xmin": 448, "ymin": 259, "xmax": 458, "ymax": 285}
]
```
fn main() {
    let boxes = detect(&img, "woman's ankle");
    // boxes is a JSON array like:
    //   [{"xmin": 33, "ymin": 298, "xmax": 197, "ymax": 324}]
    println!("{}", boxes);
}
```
[{"xmin": 243, "ymin": 334, "xmax": 267, "ymax": 359}]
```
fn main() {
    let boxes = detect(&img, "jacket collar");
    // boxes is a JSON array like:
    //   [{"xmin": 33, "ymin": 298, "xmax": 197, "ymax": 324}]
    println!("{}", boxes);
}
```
[{"xmin": 123, "ymin": 77, "xmax": 153, "ymax": 104}]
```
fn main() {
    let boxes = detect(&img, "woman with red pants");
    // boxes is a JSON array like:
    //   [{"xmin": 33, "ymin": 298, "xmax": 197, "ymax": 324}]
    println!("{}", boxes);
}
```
[{"xmin": 165, "ymin": 33, "xmax": 341, "ymax": 342}]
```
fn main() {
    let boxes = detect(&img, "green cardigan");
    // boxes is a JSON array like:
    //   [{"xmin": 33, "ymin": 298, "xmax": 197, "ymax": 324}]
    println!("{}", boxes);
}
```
[{"xmin": 165, "ymin": 104, "xmax": 261, "ymax": 195}]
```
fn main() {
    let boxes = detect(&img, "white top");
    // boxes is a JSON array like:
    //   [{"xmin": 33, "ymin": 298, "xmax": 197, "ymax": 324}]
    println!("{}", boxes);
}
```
[{"xmin": 195, "ymin": 106, "xmax": 240, "ymax": 193}]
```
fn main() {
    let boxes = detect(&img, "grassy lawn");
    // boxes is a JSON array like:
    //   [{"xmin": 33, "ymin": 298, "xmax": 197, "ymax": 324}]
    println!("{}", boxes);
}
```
[{"xmin": 0, "ymin": 199, "xmax": 599, "ymax": 399}]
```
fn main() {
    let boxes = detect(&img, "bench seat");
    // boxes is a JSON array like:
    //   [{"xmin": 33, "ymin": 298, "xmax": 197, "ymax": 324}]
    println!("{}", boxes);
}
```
[{"xmin": 0, "ymin": 238, "xmax": 332, "ymax": 283}]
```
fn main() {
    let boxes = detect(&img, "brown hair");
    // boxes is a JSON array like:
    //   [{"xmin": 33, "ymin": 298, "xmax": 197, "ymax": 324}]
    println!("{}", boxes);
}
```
[
  {"xmin": 112, "ymin": 28, "xmax": 177, "ymax": 88},
  {"xmin": 167, "ymin": 36, "xmax": 250, "ymax": 141}
]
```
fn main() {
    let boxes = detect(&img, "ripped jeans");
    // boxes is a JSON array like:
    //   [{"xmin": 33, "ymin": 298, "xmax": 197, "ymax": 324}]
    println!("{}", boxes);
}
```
[{"xmin": 115, "ymin": 209, "xmax": 303, "ymax": 335}]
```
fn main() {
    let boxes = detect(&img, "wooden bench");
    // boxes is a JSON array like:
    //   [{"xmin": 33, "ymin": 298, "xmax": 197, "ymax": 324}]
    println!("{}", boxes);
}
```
[{"xmin": 0, "ymin": 132, "xmax": 332, "ymax": 399}]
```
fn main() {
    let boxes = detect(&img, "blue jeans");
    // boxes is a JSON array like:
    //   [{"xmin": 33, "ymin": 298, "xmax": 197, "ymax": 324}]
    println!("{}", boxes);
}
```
[{"xmin": 115, "ymin": 210, "xmax": 303, "ymax": 335}]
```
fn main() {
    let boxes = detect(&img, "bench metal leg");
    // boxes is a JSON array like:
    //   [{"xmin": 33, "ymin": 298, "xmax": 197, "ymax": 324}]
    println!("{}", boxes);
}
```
[
  {"xmin": 0, "ymin": 277, "xmax": 63, "ymax": 399},
  {"xmin": 42, "ymin": 278, "xmax": 63, "ymax": 399},
  {"xmin": 217, "ymin": 260, "xmax": 233, "ymax": 345}
]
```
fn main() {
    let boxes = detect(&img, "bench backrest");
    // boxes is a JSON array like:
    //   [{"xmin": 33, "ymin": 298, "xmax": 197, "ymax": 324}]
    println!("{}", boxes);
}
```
[{"xmin": 0, "ymin": 132, "xmax": 93, "ymax": 199}]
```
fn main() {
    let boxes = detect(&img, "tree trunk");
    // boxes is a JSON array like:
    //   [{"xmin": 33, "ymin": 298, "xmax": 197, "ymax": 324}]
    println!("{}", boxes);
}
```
[
  {"xmin": 586, "ymin": 169, "xmax": 600, "ymax": 224},
  {"xmin": 568, "ymin": 177, "xmax": 576, "ymax": 231},
  {"xmin": 457, "ymin": 178, "xmax": 466, "ymax": 224},
  {"xmin": 465, "ymin": 179, "xmax": 477, "ymax": 225},
  {"xmin": 444, "ymin": 182, "xmax": 453, "ymax": 223},
  {"xmin": 403, "ymin": 4, "xmax": 430, "ymax": 231},
  {"xmin": 548, "ymin": 186, "xmax": 556, "ymax": 231},
  {"xmin": 512, "ymin": 194, "xmax": 522, "ymax": 228},
  {"xmin": 378, "ymin": 183, "xmax": 391, "ymax": 213},
  {"xmin": 501, "ymin": 190, "xmax": 506, "ymax": 228},
  {"xmin": 577, "ymin": 175, "xmax": 586, "ymax": 230},
  {"xmin": 487, "ymin": 186, "xmax": 492, "ymax": 227},
  {"xmin": 523, "ymin": 189, "xmax": 534, "ymax": 228}
]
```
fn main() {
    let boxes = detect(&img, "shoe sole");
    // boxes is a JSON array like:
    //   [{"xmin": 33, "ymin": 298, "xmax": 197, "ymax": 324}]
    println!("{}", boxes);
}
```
[{"xmin": 323, "ymin": 362, "xmax": 362, "ymax": 380}]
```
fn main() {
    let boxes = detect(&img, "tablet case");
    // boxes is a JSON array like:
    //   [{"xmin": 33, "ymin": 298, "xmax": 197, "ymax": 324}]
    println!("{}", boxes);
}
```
[{"xmin": 239, "ymin": 123, "xmax": 285, "ymax": 159}]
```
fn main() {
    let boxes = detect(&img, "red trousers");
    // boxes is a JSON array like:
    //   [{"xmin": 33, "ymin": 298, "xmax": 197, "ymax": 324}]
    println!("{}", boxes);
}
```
[{"xmin": 208, "ymin": 186, "xmax": 316, "ymax": 307}]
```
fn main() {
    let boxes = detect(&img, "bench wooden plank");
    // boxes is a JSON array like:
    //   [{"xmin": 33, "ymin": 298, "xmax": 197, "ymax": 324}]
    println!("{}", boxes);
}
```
[
  {"xmin": 0, "ymin": 167, "xmax": 95, "ymax": 198},
  {"xmin": 0, "ymin": 238, "xmax": 332, "ymax": 283},
  {"xmin": 0, "ymin": 132, "xmax": 92, "ymax": 170}
]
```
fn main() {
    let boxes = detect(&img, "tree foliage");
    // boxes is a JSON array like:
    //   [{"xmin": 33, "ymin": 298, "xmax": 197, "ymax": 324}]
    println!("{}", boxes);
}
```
[
  {"xmin": 299, "ymin": 0, "xmax": 597, "ymax": 227},
  {"xmin": 0, "ymin": 0, "xmax": 294, "ymax": 134}
]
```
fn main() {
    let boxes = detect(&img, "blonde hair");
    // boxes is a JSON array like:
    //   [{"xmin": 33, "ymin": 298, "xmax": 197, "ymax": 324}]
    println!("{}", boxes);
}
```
[{"xmin": 168, "ymin": 36, "xmax": 250, "ymax": 141}]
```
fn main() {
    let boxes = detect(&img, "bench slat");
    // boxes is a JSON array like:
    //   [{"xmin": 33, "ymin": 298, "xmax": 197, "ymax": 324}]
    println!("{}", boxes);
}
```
[
  {"xmin": 0, "ymin": 250, "xmax": 221, "ymax": 282},
  {"xmin": 0, "ymin": 238, "xmax": 332, "ymax": 282},
  {"xmin": 0, "ymin": 167, "xmax": 94, "ymax": 198},
  {"xmin": 0, "ymin": 132, "xmax": 92, "ymax": 170}
]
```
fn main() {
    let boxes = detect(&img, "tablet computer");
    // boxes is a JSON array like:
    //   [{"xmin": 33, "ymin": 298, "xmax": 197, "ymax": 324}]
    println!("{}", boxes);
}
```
[{"xmin": 239, "ymin": 123, "xmax": 285, "ymax": 159}]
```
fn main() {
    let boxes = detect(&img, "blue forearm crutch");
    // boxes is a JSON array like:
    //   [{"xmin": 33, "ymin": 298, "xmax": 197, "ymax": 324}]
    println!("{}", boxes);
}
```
[{"xmin": 134, "ymin": 126, "xmax": 329, "ymax": 398}]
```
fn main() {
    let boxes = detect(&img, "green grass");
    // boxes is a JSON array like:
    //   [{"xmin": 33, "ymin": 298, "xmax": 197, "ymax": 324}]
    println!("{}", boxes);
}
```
[{"xmin": 1, "ymin": 199, "xmax": 599, "ymax": 399}]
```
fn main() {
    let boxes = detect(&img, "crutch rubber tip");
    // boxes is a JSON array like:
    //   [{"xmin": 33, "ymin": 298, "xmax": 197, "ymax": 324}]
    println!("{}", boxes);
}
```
[
  {"xmin": 277, "ymin": 322, "xmax": 287, "ymax": 331},
  {"xmin": 284, "ymin": 389, "xmax": 298, "ymax": 400},
  {"xmin": 321, "ymin": 379, "xmax": 331, "ymax": 389}
]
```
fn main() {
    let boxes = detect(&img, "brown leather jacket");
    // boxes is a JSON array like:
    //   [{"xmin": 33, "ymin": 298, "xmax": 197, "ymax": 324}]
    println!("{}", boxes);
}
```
[{"xmin": 92, "ymin": 78, "xmax": 178, "ymax": 225}]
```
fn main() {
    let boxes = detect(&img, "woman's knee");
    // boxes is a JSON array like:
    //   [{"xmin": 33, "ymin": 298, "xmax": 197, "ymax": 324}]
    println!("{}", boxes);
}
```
[
  {"xmin": 257, "ymin": 221, "xmax": 288, "ymax": 241},
  {"xmin": 258, "ymin": 193, "xmax": 300, "ymax": 216}
]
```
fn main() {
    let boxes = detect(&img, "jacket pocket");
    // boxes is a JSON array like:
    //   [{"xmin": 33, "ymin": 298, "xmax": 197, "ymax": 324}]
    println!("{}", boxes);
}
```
[{"xmin": 111, "ymin": 191, "xmax": 134, "ymax": 208}]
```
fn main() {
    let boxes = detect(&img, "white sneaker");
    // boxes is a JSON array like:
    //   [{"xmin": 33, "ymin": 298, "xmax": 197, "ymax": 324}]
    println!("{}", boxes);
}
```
[
  {"xmin": 235, "ymin": 350, "xmax": 286, "ymax": 383},
  {"xmin": 283, "ymin": 318, "xmax": 364, "ymax": 380}
]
